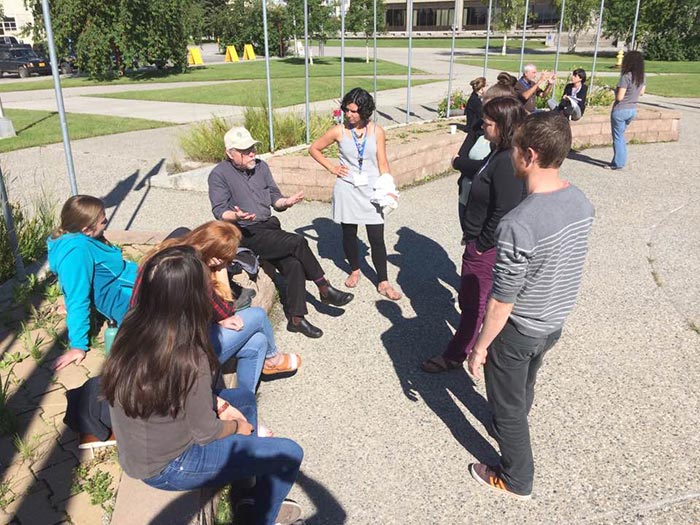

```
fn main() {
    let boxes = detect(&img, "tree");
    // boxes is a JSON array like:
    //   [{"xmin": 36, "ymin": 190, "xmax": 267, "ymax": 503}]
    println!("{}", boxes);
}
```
[
  {"xmin": 286, "ymin": 0, "xmax": 338, "ymax": 57},
  {"xmin": 495, "ymin": 0, "xmax": 526, "ymax": 56},
  {"xmin": 604, "ymin": 0, "xmax": 700, "ymax": 60},
  {"xmin": 214, "ymin": 0, "xmax": 290, "ymax": 58},
  {"xmin": 21, "ymin": 0, "xmax": 190, "ymax": 79},
  {"xmin": 345, "ymin": 0, "xmax": 386, "ymax": 63},
  {"xmin": 553, "ymin": 0, "xmax": 597, "ymax": 52}
]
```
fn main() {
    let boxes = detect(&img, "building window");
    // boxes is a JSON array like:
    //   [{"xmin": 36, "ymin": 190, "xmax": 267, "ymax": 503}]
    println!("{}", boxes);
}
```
[
  {"xmin": 412, "ymin": 7, "xmax": 454, "ymax": 29},
  {"xmin": 462, "ymin": 6, "xmax": 488, "ymax": 28},
  {"xmin": 386, "ymin": 8, "xmax": 406, "ymax": 30},
  {"xmin": 3, "ymin": 18, "xmax": 18, "ymax": 32}
]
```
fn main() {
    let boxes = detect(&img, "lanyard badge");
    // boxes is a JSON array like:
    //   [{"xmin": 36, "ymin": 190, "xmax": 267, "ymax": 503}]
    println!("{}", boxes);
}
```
[{"xmin": 351, "ymin": 128, "xmax": 368, "ymax": 186}]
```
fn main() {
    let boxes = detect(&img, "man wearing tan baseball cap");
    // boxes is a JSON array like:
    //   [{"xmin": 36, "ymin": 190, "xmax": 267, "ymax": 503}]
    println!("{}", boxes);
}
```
[{"xmin": 208, "ymin": 126, "xmax": 354, "ymax": 338}]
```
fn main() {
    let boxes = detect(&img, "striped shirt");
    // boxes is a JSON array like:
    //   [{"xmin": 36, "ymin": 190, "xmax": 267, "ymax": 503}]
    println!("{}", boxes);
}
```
[{"xmin": 491, "ymin": 183, "xmax": 595, "ymax": 337}]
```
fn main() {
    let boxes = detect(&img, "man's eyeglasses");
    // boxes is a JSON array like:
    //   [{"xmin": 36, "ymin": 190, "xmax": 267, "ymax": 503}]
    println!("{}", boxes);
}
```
[{"xmin": 236, "ymin": 146, "xmax": 257, "ymax": 156}]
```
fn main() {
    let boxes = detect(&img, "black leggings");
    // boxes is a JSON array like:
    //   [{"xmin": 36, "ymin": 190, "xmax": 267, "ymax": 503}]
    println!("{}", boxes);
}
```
[{"xmin": 341, "ymin": 223, "xmax": 388, "ymax": 283}]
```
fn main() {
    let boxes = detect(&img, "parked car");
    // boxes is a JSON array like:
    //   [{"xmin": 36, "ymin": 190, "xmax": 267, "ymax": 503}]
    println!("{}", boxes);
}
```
[
  {"xmin": 0, "ymin": 36, "xmax": 21, "ymax": 46},
  {"xmin": 0, "ymin": 45, "xmax": 52, "ymax": 78}
]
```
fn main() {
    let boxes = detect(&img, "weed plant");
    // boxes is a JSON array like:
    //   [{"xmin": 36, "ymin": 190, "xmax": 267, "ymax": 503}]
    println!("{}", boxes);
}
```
[
  {"xmin": 13, "ymin": 433, "xmax": 40, "ymax": 463},
  {"xmin": 0, "ymin": 369, "xmax": 17, "ymax": 435},
  {"xmin": 0, "ymin": 181, "xmax": 56, "ymax": 283}
]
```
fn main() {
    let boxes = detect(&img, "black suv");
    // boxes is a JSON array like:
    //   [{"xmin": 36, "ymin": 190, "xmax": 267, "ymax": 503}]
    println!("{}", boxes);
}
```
[{"xmin": 0, "ymin": 45, "xmax": 52, "ymax": 78}]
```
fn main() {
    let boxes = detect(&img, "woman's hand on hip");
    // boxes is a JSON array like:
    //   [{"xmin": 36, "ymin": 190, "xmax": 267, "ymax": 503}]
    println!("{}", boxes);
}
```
[{"xmin": 331, "ymin": 164, "xmax": 349, "ymax": 178}]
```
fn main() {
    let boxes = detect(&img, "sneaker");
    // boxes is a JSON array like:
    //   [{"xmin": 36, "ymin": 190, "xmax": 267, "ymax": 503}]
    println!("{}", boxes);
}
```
[
  {"xmin": 78, "ymin": 432, "xmax": 116, "ymax": 450},
  {"xmin": 275, "ymin": 499, "xmax": 303, "ymax": 525},
  {"xmin": 468, "ymin": 463, "xmax": 531, "ymax": 500}
]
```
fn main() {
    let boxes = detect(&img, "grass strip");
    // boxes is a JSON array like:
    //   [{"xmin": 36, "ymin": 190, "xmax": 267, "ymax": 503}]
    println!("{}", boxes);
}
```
[
  {"xmin": 0, "ymin": 109, "xmax": 173, "ymax": 153},
  {"xmin": 0, "ymin": 57, "xmax": 424, "ymax": 94},
  {"xmin": 457, "ymin": 54, "xmax": 700, "ymax": 75},
  {"xmin": 93, "ymin": 77, "xmax": 438, "ymax": 107}
]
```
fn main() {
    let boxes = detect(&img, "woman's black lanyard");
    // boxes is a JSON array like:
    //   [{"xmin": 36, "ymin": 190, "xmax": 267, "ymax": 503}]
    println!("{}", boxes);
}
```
[{"xmin": 350, "ymin": 127, "xmax": 368, "ymax": 175}]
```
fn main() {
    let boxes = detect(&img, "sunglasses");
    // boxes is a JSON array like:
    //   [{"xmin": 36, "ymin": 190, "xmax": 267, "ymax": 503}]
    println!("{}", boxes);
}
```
[{"xmin": 236, "ymin": 146, "xmax": 257, "ymax": 156}]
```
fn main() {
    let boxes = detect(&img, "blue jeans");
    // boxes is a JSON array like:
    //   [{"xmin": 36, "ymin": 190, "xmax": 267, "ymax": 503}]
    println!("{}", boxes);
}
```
[
  {"xmin": 209, "ymin": 307, "xmax": 278, "ymax": 392},
  {"xmin": 610, "ymin": 107, "xmax": 637, "ymax": 168},
  {"xmin": 143, "ymin": 388, "xmax": 303, "ymax": 525}
]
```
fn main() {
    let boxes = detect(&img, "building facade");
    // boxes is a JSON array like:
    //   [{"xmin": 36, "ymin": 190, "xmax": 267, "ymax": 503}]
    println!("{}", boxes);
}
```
[
  {"xmin": 1, "ymin": 0, "xmax": 34, "ymax": 43},
  {"xmin": 384, "ymin": 0, "xmax": 558, "ymax": 33}
]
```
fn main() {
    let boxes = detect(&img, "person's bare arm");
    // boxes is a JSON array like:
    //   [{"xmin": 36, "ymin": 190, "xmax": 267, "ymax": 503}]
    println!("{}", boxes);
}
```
[
  {"xmin": 615, "ymin": 86, "xmax": 627, "ymax": 102},
  {"xmin": 467, "ymin": 298, "xmax": 515, "ymax": 379},
  {"xmin": 309, "ymin": 125, "xmax": 349, "ymax": 177},
  {"xmin": 375, "ymin": 125, "xmax": 391, "ymax": 174}
]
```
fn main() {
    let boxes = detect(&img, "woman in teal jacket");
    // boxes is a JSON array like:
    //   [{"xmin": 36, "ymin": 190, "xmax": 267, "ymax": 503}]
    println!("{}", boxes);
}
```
[{"xmin": 48, "ymin": 195, "xmax": 137, "ymax": 370}]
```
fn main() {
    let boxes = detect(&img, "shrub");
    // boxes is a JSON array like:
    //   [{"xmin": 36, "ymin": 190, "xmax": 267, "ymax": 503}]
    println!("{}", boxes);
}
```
[
  {"xmin": 178, "ymin": 116, "xmax": 230, "ymax": 164},
  {"xmin": 179, "ymin": 108, "xmax": 334, "ymax": 163},
  {"xmin": 0, "ymin": 180, "xmax": 56, "ymax": 283},
  {"xmin": 437, "ymin": 89, "xmax": 469, "ymax": 118}
]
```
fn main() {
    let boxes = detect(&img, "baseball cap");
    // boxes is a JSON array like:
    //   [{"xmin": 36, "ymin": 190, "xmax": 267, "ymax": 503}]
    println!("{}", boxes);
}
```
[{"xmin": 224, "ymin": 127, "xmax": 261, "ymax": 151}]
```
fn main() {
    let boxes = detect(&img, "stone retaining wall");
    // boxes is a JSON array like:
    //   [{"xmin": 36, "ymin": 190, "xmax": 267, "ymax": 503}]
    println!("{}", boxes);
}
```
[
  {"xmin": 571, "ymin": 106, "xmax": 681, "ymax": 149},
  {"xmin": 150, "ymin": 107, "xmax": 680, "ymax": 202}
]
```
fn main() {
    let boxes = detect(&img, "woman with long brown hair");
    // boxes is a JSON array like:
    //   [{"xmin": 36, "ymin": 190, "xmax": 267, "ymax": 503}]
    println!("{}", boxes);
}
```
[
  {"xmin": 608, "ymin": 50, "xmax": 645, "ymax": 170},
  {"xmin": 144, "ymin": 221, "xmax": 300, "ymax": 392},
  {"xmin": 103, "ymin": 246, "xmax": 304, "ymax": 525},
  {"xmin": 48, "ymin": 195, "xmax": 137, "ymax": 370},
  {"xmin": 423, "ymin": 97, "xmax": 528, "ymax": 373}
]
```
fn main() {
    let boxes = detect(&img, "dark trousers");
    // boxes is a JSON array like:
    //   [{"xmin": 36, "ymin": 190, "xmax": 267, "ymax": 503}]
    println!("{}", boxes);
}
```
[
  {"xmin": 341, "ymin": 223, "xmax": 388, "ymax": 283},
  {"xmin": 443, "ymin": 241, "xmax": 497, "ymax": 362},
  {"xmin": 241, "ymin": 217, "xmax": 324, "ymax": 317},
  {"xmin": 484, "ymin": 321, "xmax": 562, "ymax": 495}
]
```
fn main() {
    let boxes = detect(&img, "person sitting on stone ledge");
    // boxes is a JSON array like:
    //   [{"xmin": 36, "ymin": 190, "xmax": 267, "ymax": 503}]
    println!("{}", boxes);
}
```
[
  {"xmin": 208, "ymin": 126, "xmax": 354, "ymax": 339},
  {"xmin": 515, "ymin": 64, "xmax": 556, "ymax": 114},
  {"xmin": 103, "ymin": 246, "xmax": 304, "ymax": 525},
  {"xmin": 141, "ymin": 220, "xmax": 301, "ymax": 390},
  {"xmin": 48, "ymin": 195, "xmax": 137, "ymax": 371},
  {"xmin": 547, "ymin": 68, "xmax": 588, "ymax": 121}
]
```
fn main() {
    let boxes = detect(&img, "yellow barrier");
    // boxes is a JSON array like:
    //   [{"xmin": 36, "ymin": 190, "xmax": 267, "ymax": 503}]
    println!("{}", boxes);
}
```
[
  {"xmin": 225, "ymin": 46, "xmax": 240, "ymax": 62},
  {"xmin": 188, "ymin": 47, "xmax": 204, "ymax": 66},
  {"xmin": 243, "ymin": 44, "xmax": 256, "ymax": 60}
]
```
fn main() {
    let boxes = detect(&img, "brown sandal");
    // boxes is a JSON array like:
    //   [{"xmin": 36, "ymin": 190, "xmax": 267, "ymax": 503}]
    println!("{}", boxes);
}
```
[
  {"xmin": 262, "ymin": 353, "xmax": 301, "ymax": 376},
  {"xmin": 421, "ymin": 355, "xmax": 463, "ymax": 373}
]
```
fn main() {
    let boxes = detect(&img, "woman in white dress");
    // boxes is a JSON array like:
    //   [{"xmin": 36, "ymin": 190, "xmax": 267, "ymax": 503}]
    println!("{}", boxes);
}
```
[{"xmin": 309, "ymin": 88, "xmax": 401, "ymax": 300}]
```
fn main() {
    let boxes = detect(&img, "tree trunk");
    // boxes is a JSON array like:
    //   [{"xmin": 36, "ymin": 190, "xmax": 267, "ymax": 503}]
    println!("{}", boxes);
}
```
[
  {"xmin": 502, "ymin": 34, "xmax": 507, "ymax": 55},
  {"xmin": 365, "ymin": 39, "xmax": 369, "ymax": 63}
]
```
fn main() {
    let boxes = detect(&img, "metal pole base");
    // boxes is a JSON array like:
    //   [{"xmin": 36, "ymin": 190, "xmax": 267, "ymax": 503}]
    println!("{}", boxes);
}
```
[{"xmin": 0, "ymin": 117, "xmax": 16, "ymax": 139}]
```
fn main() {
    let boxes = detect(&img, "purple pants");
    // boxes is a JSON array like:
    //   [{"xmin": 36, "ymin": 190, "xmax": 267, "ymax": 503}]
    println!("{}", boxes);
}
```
[{"xmin": 443, "ymin": 240, "xmax": 497, "ymax": 362}]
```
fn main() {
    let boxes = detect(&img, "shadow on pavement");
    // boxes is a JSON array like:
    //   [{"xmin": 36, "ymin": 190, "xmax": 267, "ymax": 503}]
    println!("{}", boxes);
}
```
[
  {"xmin": 378, "ymin": 227, "xmax": 498, "ymax": 464},
  {"xmin": 567, "ymin": 150, "xmax": 609, "ymax": 168},
  {"xmin": 296, "ymin": 470, "xmax": 347, "ymax": 525}
]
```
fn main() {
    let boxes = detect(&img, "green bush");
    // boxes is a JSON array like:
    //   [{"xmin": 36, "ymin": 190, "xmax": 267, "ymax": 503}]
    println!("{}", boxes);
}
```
[
  {"xmin": 0, "ymin": 185, "xmax": 56, "ymax": 283},
  {"xmin": 178, "ymin": 116, "xmax": 230, "ymax": 164},
  {"xmin": 179, "ymin": 108, "xmax": 334, "ymax": 163},
  {"xmin": 437, "ymin": 89, "xmax": 469, "ymax": 118}
]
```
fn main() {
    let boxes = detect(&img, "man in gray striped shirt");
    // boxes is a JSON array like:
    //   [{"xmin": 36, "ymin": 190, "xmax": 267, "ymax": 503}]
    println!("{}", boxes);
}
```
[{"xmin": 467, "ymin": 112, "xmax": 595, "ymax": 500}]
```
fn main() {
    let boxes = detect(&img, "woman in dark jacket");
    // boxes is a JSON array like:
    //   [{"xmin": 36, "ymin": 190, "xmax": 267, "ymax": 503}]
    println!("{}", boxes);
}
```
[
  {"xmin": 423, "ymin": 97, "xmax": 527, "ymax": 373},
  {"xmin": 550, "ymin": 68, "xmax": 588, "ymax": 120},
  {"xmin": 465, "ymin": 76, "xmax": 486, "ymax": 129}
]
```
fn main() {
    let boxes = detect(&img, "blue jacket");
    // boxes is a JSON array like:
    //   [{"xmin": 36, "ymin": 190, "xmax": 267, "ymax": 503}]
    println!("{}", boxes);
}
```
[{"xmin": 47, "ymin": 233, "xmax": 137, "ymax": 351}]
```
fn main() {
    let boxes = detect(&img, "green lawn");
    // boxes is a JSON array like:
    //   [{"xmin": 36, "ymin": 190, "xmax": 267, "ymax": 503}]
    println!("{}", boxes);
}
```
[
  {"xmin": 0, "ymin": 109, "xmax": 172, "ymax": 153},
  {"xmin": 643, "ymin": 75, "xmax": 700, "ymax": 98},
  {"xmin": 457, "ymin": 53, "xmax": 700, "ymax": 75},
  {"xmin": 0, "ymin": 57, "xmax": 424, "ymax": 94},
  {"xmin": 325, "ymin": 37, "xmax": 546, "ymax": 50},
  {"xmin": 93, "ymin": 77, "xmax": 437, "ymax": 107}
]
